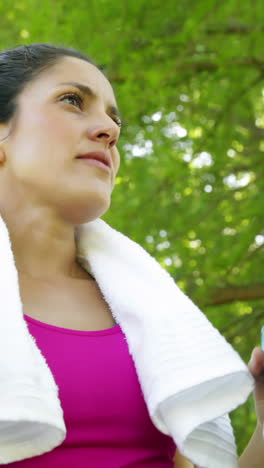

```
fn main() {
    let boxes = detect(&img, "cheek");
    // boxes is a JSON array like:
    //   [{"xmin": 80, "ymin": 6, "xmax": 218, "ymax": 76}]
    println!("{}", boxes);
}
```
[
  {"xmin": 8, "ymin": 112, "xmax": 77, "ymax": 180},
  {"xmin": 112, "ymin": 147, "xmax": 120, "ymax": 175},
  {"xmin": 27, "ymin": 109, "xmax": 76, "ymax": 146},
  {"xmin": 10, "ymin": 109, "xmax": 77, "ymax": 165}
]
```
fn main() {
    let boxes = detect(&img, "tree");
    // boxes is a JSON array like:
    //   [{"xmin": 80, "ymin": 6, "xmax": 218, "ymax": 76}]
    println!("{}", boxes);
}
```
[{"xmin": 0, "ymin": 0, "xmax": 263, "ymax": 454}]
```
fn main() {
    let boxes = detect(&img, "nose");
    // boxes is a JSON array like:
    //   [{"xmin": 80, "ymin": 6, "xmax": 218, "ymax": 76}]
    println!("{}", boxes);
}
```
[{"xmin": 87, "ymin": 122, "xmax": 119, "ymax": 148}]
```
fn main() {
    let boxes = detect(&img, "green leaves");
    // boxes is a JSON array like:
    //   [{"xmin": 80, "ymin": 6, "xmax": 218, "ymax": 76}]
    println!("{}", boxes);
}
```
[{"xmin": 1, "ymin": 0, "xmax": 263, "ymax": 453}]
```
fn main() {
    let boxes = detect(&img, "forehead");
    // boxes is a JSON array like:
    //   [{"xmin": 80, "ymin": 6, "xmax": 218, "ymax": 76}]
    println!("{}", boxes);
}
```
[{"xmin": 25, "ymin": 56, "xmax": 117, "ymax": 105}]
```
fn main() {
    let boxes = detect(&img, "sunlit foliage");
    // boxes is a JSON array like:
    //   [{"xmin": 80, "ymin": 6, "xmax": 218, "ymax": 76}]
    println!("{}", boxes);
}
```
[{"xmin": 0, "ymin": 0, "xmax": 263, "ymax": 455}]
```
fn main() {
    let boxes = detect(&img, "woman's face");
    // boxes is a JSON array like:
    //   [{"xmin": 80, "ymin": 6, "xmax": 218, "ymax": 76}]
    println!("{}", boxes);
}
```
[{"xmin": 0, "ymin": 56, "xmax": 121, "ymax": 224}]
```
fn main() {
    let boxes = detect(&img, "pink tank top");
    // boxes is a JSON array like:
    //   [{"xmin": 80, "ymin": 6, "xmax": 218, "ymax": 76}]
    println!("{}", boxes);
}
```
[{"xmin": 8, "ymin": 315, "xmax": 176, "ymax": 467}]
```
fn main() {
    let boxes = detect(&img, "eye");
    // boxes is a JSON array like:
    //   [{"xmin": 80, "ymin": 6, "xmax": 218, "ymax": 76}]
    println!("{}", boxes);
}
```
[
  {"xmin": 60, "ymin": 91, "xmax": 123, "ymax": 128},
  {"xmin": 60, "ymin": 92, "xmax": 83, "ymax": 109},
  {"xmin": 113, "ymin": 117, "xmax": 122, "ymax": 128}
]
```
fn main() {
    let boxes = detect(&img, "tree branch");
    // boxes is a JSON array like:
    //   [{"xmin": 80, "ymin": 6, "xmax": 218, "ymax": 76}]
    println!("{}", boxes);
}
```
[
  {"xmin": 193, "ymin": 72, "xmax": 264, "ymax": 156},
  {"xmin": 109, "ymin": 58, "xmax": 264, "ymax": 83},
  {"xmin": 221, "ymin": 307, "xmax": 263, "ymax": 340},
  {"xmin": 206, "ymin": 24, "xmax": 264, "ymax": 35},
  {"xmin": 204, "ymin": 283, "xmax": 264, "ymax": 306},
  {"xmin": 175, "ymin": 58, "xmax": 264, "ymax": 72},
  {"xmin": 224, "ymin": 242, "xmax": 264, "ymax": 282}
]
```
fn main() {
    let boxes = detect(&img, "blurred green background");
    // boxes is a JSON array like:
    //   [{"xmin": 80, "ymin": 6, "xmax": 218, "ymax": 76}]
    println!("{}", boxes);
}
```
[{"xmin": 1, "ymin": 0, "xmax": 263, "ymax": 456}]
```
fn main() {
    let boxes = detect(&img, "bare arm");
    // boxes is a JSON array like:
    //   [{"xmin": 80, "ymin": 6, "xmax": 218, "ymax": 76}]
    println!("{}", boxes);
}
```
[
  {"xmin": 239, "ymin": 347, "xmax": 264, "ymax": 467},
  {"xmin": 238, "ymin": 423, "xmax": 264, "ymax": 468},
  {"xmin": 173, "ymin": 449, "xmax": 194, "ymax": 467}
]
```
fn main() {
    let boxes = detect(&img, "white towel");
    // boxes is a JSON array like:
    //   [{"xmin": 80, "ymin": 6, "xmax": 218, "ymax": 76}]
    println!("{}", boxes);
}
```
[{"xmin": 0, "ymin": 215, "xmax": 254, "ymax": 466}]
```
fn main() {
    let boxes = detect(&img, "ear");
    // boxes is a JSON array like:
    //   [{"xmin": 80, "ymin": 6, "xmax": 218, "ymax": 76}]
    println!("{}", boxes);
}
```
[{"xmin": 0, "ymin": 122, "xmax": 11, "ymax": 164}]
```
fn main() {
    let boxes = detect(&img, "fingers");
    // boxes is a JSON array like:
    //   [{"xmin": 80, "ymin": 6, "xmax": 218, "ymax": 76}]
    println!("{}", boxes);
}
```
[{"xmin": 248, "ymin": 347, "xmax": 264, "ymax": 380}]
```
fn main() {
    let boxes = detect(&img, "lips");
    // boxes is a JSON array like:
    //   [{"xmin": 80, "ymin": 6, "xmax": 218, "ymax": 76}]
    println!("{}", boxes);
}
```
[{"xmin": 76, "ymin": 152, "xmax": 111, "ymax": 169}]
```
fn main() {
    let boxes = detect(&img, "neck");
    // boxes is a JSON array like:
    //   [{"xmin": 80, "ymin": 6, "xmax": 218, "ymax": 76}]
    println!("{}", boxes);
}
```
[{"xmin": 1, "ymin": 210, "xmax": 93, "ymax": 281}]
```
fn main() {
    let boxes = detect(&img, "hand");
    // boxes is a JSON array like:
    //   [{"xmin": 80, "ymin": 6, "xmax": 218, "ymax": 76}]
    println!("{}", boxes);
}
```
[{"xmin": 248, "ymin": 347, "xmax": 264, "ymax": 428}]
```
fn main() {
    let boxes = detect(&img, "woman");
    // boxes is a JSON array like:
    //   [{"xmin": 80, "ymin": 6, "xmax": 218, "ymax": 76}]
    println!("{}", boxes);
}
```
[{"xmin": 0, "ymin": 43, "xmax": 263, "ymax": 467}]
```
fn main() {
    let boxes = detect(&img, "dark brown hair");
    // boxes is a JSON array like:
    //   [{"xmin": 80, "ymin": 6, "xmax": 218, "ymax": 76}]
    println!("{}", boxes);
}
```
[{"xmin": 0, "ymin": 43, "xmax": 103, "ymax": 124}]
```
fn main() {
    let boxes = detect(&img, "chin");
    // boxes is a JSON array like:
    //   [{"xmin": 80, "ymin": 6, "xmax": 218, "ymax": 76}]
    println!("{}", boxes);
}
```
[{"xmin": 62, "ymin": 198, "xmax": 111, "ymax": 225}]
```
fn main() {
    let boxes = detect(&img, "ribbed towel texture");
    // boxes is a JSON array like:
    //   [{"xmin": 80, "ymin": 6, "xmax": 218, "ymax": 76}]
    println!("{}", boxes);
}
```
[{"xmin": 0, "ymin": 216, "xmax": 255, "ymax": 466}]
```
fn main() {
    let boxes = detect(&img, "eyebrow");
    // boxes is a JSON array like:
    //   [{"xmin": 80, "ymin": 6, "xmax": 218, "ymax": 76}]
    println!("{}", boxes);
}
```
[{"xmin": 57, "ymin": 81, "xmax": 122, "ymax": 123}]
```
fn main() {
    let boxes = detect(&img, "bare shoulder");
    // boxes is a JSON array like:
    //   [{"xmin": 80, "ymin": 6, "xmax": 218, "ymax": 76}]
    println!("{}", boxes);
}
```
[{"xmin": 173, "ymin": 449, "xmax": 194, "ymax": 468}]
